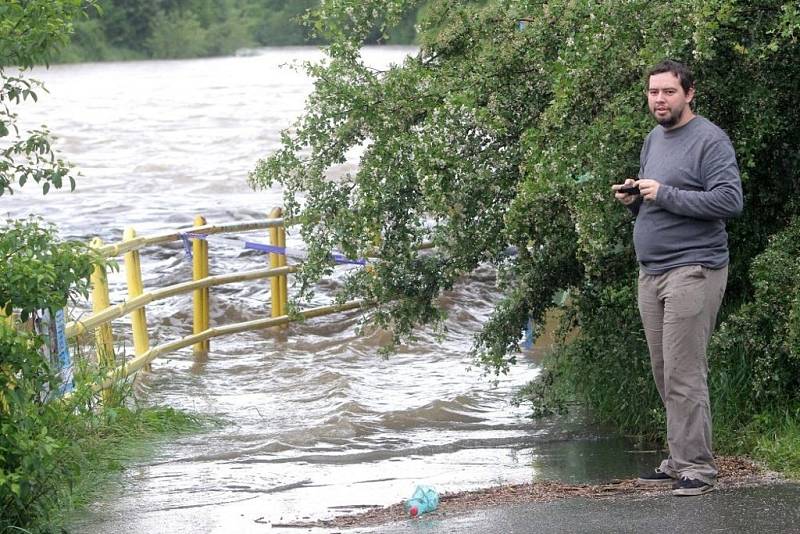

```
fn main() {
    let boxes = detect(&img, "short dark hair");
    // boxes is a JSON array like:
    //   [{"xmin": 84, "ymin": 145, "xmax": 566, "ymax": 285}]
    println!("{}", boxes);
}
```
[{"xmin": 647, "ymin": 60, "xmax": 694, "ymax": 93}]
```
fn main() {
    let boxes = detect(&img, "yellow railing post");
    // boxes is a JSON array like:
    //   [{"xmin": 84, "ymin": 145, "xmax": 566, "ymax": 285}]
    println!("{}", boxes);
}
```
[
  {"xmin": 124, "ymin": 227, "xmax": 151, "ymax": 371},
  {"xmin": 90, "ymin": 237, "xmax": 115, "ymax": 402},
  {"xmin": 277, "ymin": 208, "xmax": 288, "ymax": 316},
  {"xmin": 268, "ymin": 208, "xmax": 284, "ymax": 317},
  {"xmin": 192, "ymin": 216, "xmax": 210, "ymax": 354}
]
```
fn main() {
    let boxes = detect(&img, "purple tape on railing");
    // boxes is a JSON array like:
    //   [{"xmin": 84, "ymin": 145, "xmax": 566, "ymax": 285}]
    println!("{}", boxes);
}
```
[
  {"xmin": 244, "ymin": 241, "xmax": 367, "ymax": 265},
  {"xmin": 178, "ymin": 232, "xmax": 208, "ymax": 261},
  {"xmin": 179, "ymin": 233, "xmax": 193, "ymax": 261},
  {"xmin": 329, "ymin": 252, "xmax": 367, "ymax": 266},
  {"xmin": 185, "ymin": 232, "xmax": 208, "ymax": 240}
]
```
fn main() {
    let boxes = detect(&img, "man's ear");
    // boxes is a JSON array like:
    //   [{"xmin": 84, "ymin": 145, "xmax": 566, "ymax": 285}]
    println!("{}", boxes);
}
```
[{"xmin": 686, "ymin": 85, "xmax": 696, "ymax": 104}]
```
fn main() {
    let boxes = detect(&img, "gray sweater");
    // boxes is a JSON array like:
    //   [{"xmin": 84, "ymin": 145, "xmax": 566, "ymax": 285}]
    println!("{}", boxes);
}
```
[{"xmin": 632, "ymin": 116, "xmax": 743, "ymax": 274}]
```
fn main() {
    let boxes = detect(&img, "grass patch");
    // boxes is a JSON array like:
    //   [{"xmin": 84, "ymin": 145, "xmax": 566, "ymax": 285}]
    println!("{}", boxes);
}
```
[
  {"xmin": 63, "ymin": 404, "xmax": 206, "ymax": 504},
  {"xmin": 714, "ymin": 405, "xmax": 800, "ymax": 479},
  {"xmin": 2, "ymin": 322, "xmax": 215, "ymax": 533},
  {"xmin": 12, "ymin": 402, "xmax": 210, "ymax": 534},
  {"xmin": 708, "ymin": 338, "xmax": 800, "ymax": 479},
  {"xmin": 750, "ymin": 410, "xmax": 800, "ymax": 479}
]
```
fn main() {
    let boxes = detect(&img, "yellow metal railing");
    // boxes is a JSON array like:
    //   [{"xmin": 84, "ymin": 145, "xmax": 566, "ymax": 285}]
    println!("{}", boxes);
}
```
[
  {"xmin": 124, "ymin": 228, "xmax": 151, "ymax": 370},
  {"xmin": 192, "ymin": 215, "xmax": 210, "ymax": 354},
  {"xmin": 96, "ymin": 300, "xmax": 365, "ymax": 391},
  {"xmin": 93, "ymin": 219, "xmax": 286, "ymax": 257},
  {"xmin": 268, "ymin": 207, "xmax": 288, "ymax": 318},
  {"xmin": 66, "ymin": 211, "xmax": 365, "ymax": 398},
  {"xmin": 64, "ymin": 266, "xmax": 297, "ymax": 339},
  {"xmin": 89, "ymin": 237, "xmax": 116, "ymax": 370}
]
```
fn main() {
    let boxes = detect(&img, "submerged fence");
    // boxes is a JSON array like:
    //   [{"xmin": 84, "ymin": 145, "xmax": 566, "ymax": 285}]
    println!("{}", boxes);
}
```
[{"xmin": 64, "ymin": 208, "xmax": 365, "ymax": 393}]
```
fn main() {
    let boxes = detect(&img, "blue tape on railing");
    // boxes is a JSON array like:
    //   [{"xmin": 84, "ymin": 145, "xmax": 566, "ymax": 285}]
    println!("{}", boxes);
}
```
[
  {"xmin": 178, "ymin": 232, "xmax": 208, "ymax": 262},
  {"xmin": 244, "ymin": 241, "xmax": 367, "ymax": 265},
  {"xmin": 244, "ymin": 242, "xmax": 285, "ymax": 255},
  {"xmin": 329, "ymin": 253, "xmax": 367, "ymax": 266},
  {"xmin": 179, "ymin": 233, "xmax": 193, "ymax": 260}
]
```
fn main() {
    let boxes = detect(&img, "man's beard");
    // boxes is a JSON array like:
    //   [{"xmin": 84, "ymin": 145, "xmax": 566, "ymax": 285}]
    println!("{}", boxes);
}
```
[{"xmin": 653, "ymin": 106, "xmax": 682, "ymax": 128}]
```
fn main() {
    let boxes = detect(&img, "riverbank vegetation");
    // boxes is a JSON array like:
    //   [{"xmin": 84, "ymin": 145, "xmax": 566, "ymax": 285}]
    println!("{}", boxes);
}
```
[
  {"xmin": 1, "ymin": 3, "xmax": 205, "ymax": 532},
  {"xmin": 0, "ymin": 218, "xmax": 204, "ymax": 532},
  {"xmin": 250, "ymin": 0, "xmax": 800, "ymax": 477},
  {"xmin": 0, "ymin": 345, "xmax": 203, "ymax": 532},
  {"xmin": 53, "ymin": 0, "xmax": 428, "ymax": 63}
]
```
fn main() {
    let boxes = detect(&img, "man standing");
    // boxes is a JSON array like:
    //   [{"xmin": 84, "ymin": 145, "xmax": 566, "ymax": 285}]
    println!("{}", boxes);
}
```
[{"xmin": 612, "ymin": 60, "xmax": 743, "ymax": 496}]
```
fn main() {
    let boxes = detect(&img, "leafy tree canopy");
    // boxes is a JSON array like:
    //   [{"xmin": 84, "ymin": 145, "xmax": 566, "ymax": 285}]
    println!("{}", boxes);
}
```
[
  {"xmin": 250, "ymin": 0, "xmax": 799, "ymax": 407},
  {"xmin": 0, "ymin": 0, "xmax": 89, "ymax": 68},
  {"xmin": 1, "ymin": 1, "xmax": 99, "ymax": 196}
]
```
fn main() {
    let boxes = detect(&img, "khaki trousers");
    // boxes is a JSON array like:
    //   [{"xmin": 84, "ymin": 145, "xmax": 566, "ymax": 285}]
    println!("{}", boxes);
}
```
[{"xmin": 638, "ymin": 264, "xmax": 727, "ymax": 484}]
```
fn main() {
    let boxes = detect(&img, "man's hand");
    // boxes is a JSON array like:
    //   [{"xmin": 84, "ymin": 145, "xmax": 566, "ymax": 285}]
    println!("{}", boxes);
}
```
[
  {"xmin": 635, "ymin": 179, "xmax": 660, "ymax": 201},
  {"xmin": 612, "ymin": 178, "xmax": 640, "ymax": 205}
]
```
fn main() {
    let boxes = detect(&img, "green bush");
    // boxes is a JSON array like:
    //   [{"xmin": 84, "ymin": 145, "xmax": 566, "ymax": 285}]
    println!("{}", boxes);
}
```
[
  {"xmin": 205, "ymin": 14, "xmax": 255, "ymax": 56},
  {"xmin": 711, "ymin": 216, "xmax": 800, "ymax": 408},
  {"xmin": 0, "ymin": 327, "xmax": 204, "ymax": 532},
  {"xmin": 0, "ymin": 217, "xmax": 102, "ymax": 529},
  {"xmin": 0, "ymin": 325, "xmax": 74, "ymax": 529},
  {"xmin": 54, "ymin": 17, "xmax": 145, "ymax": 63},
  {"xmin": 146, "ymin": 10, "xmax": 209, "ymax": 59},
  {"xmin": 0, "ymin": 218, "xmax": 101, "ymax": 321}
]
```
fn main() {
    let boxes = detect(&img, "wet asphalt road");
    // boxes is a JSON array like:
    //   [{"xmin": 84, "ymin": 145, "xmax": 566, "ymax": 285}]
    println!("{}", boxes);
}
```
[{"xmin": 348, "ymin": 482, "xmax": 800, "ymax": 533}]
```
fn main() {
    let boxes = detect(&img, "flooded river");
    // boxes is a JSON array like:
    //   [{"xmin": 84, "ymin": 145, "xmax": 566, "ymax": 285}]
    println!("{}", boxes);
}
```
[{"xmin": 1, "ymin": 47, "xmax": 658, "ymax": 533}]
